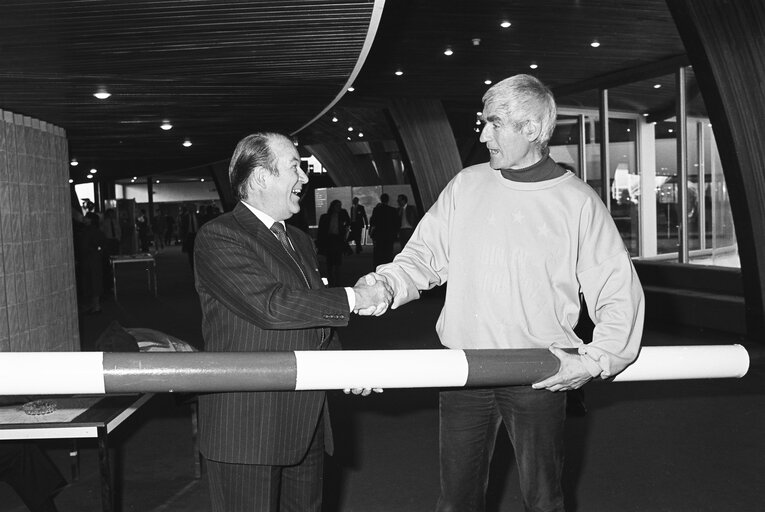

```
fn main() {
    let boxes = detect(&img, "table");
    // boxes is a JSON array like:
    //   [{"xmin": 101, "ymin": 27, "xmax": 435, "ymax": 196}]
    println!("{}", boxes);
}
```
[
  {"xmin": 110, "ymin": 253, "xmax": 157, "ymax": 300},
  {"xmin": 0, "ymin": 394, "xmax": 153, "ymax": 512}
]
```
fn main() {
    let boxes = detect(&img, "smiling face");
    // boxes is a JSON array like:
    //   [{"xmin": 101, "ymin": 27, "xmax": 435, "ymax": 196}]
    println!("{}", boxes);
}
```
[
  {"xmin": 479, "ymin": 101, "xmax": 542, "ymax": 170},
  {"xmin": 259, "ymin": 135, "xmax": 308, "ymax": 221}
]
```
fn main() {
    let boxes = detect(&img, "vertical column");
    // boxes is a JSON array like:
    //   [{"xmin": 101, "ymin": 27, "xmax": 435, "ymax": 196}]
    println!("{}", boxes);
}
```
[
  {"xmin": 0, "ymin": 110, "xmax": 78, "ymax": 352},
  {"xmin": 387, "ymin": 98, "xmax": 462, "ymax": 210}
]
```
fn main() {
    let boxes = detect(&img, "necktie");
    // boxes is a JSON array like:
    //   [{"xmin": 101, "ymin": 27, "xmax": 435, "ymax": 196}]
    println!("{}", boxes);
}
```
[{"xmin": 270, "ymin": 223, "xmax": 310, "ymax": 287}]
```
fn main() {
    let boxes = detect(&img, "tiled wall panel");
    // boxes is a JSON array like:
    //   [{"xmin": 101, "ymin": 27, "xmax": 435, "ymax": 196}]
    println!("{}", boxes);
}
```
[{"xmin": 0, "ymin": 110, "xmax": 78, "ymax": 352}]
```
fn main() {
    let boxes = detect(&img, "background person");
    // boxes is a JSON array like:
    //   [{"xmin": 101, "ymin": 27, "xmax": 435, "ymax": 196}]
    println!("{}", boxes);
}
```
[
  {"xmin": 347, "ymin": 196, "xmax": 368, "ymax": 254},
  {"xmin": 317, "ymin": 199, "xmax": 350, "ymax": 286},
  {"xmin": 368, "ymin": 193, "xmax": 399, "ymax": 266},
  {"xmin": 396, "ymin": 194, "xmax": 419, "ymax": 250}
]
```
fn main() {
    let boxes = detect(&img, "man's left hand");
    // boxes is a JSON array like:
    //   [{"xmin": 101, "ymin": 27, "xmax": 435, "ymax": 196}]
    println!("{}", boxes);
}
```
[
  {"xmin": 343, "ymin": 388, "xmax": 384, "ymax": 397},
  {"xmin": 531, "ymin": 345, "xmax": 592, "ymax": 392}
]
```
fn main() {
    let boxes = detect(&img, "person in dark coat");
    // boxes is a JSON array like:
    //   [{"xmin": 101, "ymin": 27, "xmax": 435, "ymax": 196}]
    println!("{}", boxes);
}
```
[
  {"xmin": 317, "ymin": 199, "xmax": 351, "ymax": 286},
  {"xmin": 369, "ymin": 193, "xmax": 400, "ymax": 266},
  {"xmin": 346, "ymin": 196, "xmax": 368, "ymax": 254}
]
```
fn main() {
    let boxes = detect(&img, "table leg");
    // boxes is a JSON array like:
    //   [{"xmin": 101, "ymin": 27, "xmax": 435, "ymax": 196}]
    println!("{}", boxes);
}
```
[
  {"xmin": 97, "ymin": 426, "xmax": 114, "ymax": 512},
  {"xmin": 153, "ymin": 261, "xmax": 158, "ymax": 296},
  {"xmin": 70, "ymin": 440, "xmax": 80, "ymax": 481},
  {"xmin": 112, "ymin": 263, "xmax": 118, "ymax": 301}
]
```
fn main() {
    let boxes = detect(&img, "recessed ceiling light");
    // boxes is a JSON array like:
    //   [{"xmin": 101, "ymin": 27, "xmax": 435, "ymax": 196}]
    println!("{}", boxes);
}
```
[
  {"xmin": 94, "ymin": 90, "xmax": 111, "ymax": 100},
  {"xmin": 529, "ymin": 63, "xmax": 538, "ymax": 70},
  {"xmin": 183, "ymin": 139, "xmax": 192, "ymax": 147},
  {"xmin": 86, "ymin": 174, "xmax": 93, "ymax": 179},
  {"xmin": 642, "ymin": 113, "xmax": 649, "ymax": 117},
  {"xmin": 395, "ymin": 69, "xmax": 403, "ymax": 76},
  {"xmin": 160, "ymin": 120, "xmax": 173, "ymax": 130},
  {"xmin": 476, "ymin": 111, "xmax": 482, "ymax": 116},
  {"xmin": 358, "ymin": 132, "xmax": 364, "ymax": 138},
  {"xmin": 444, "ymin": 47, "xmax": 453, "ymax": 56},
  {"xmin": 668, "ymin": 128, "xmax": 674, "ymax": 133},
  {"xmin": 484, "ymin": 79, "xmax": 492, "ymax": 85},
  {"xmin": 500, "ymin": 20, "xmax": 511, "ymax": 28},
  {"xmin": 200, "ymin": 178, "xmax": 205, "ymax": 182},
  {"xmin": 156, "ymin": 180, "xmax": 160, "ymax": 183},
  {"xmin": 348, "ymin": 126, "xmax": 354, "ymax": 132},
  {"xmin": 347, "ymin": 136, "xmax": 351, "ymax": 140},
  {"xmin": 70, "ymin": 158, "xmax": 78, "ymax": 166},
  {"xmin": 68, "ymin": 179, "xmax": 73, "ymax": 184},
  {"xmin": 653, "ymin": 84, "xmax": 662, "ymax": 89},
  {"xmin": 475, "ymin": 119, "xmax": 481, "ymax": 125},
  {"xmin": 474, "ymin": 127, "xmax": 480, "ymax": 133},
  {"xmin": 133, "ymin": 176, "xmax": 137, "ymax": 180},
  {"xmin": 90, "ymin": 168, "xmax": 98, "ymax": 174},
  {"xmin": 590, "ymin": 40, "xmax": 600, "ymax": 48},
  {"xmin": 332, "ymin": 116, "xmax": 338, "ymax": 123},
  {"xmin": 348, "ymin": 86, "xmax": 355, "ymax": 92}
]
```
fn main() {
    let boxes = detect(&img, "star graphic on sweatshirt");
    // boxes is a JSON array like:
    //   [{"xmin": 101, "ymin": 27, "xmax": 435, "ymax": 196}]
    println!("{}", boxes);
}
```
[
  {"xmin": 538, "ymin": 222, "xmax": 552, "ymax": 237},
  {"xmin": 512, "ymin": 210, "xmax": 525, "ymax": 223}
]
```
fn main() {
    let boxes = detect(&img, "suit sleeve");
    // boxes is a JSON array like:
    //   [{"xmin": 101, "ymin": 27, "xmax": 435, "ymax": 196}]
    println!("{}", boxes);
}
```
[{"xmin": 195, "ymin": 221, "xmax": 350, "ymax": 330}]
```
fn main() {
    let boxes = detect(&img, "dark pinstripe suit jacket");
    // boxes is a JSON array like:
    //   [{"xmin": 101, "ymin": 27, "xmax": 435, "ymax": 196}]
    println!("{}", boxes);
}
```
[{"xmin": 194, "ymin": 202, "xmax": 350, "ymax": 466}]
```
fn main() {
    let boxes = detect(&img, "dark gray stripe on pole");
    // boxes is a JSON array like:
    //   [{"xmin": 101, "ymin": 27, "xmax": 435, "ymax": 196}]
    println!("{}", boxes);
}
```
[
  {"xmin": 103, "ymin": 353, "xmax": 298, "ymax": 392},
  {"xmin": 464, "ymin": 349, "xmax": 562, "ymax": 386}
]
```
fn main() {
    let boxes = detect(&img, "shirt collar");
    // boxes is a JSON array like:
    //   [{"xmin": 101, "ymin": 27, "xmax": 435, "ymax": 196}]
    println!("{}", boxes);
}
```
[{"xmin": 240, "ymin": 200, "xmax": 283, "ymax": 230}]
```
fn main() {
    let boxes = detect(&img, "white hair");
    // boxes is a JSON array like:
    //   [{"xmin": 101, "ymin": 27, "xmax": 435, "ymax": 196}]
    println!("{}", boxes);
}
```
[{"xmin": 482, "ymin": 74, "xmax": 557, "ymax": 149}]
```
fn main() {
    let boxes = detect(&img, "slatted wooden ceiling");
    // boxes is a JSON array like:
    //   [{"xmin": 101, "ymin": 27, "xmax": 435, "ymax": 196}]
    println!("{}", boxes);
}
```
[
  {"xmin": 301, "ymin": 0, "xmax": 692, "ymax": 146},
  {"xmin": 0, "ymin": 0, "xmax": 694, "ymax": 181},
  {"xmin": 0, "ymin": 0, "xmax": 377, "ymax": 180}
]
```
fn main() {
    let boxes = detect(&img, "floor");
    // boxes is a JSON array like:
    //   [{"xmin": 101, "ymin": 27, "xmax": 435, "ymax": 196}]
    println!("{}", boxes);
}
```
[{"xmin": 1, "ymin": 243, "xmax": 763, "ymax": 512}]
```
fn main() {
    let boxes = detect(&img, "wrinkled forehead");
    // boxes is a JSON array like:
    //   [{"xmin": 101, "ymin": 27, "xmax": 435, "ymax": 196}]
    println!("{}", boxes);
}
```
[
  {"xmin": 482, "ymin": 100, "xmax": 508, "ymax": 122},
  {"xmin": 270, "ymin": 136, "xmax": 300, "ymax": 162}
]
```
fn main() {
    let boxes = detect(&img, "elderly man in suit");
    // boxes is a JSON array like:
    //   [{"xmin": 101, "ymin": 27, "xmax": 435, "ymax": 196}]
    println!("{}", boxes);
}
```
[{"xmin": 194, "ymin": 132, "xmax": 391, "ymax": 512}]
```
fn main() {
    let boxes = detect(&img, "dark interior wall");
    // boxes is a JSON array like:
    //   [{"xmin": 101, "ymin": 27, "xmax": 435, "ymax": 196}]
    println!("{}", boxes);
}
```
[
  {"xmin": 667, "ymin": 0, "xmax": 765, "ymax": 340},
  {"xmin": 0, "ymin": 110, "xmax": 79, "ymax": 351}
]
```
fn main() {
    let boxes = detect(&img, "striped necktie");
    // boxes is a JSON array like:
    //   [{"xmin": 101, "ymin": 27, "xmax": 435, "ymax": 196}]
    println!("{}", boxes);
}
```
[{"xmin": 270, "ymin": 222, "xmax": 310, "ymax": 287}]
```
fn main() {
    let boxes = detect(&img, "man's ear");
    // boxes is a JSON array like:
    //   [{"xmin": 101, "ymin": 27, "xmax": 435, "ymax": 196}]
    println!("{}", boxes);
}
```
[
  {"xmin": 524, "ymin": 121, "xmax": 542, "ymax": 142},
  {"xmin": 250, "ymin": 166, "xmax": 269, "ymax": 190}
]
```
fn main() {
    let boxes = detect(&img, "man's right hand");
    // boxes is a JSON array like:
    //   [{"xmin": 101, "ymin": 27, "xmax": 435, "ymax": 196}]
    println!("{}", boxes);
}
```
[{"xmin": 353, "ymin": 273, "xmax": 392, "ymax": 316}]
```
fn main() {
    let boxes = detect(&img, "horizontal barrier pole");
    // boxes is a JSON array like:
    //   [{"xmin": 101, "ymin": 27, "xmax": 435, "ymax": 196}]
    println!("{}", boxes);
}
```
[{"xmin": 0, "ymin": 345, "xmax": 751, "ymax": 395}]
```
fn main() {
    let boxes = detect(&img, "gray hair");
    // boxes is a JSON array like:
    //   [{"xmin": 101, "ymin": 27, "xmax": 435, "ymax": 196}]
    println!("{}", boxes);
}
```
[
  {"xmin": 228, "ymin": 132, "xmax": 289, "ymax": 201},
  {"xmin": 482, "ymin": 74, "xmax": 557, "ymax": 150}
]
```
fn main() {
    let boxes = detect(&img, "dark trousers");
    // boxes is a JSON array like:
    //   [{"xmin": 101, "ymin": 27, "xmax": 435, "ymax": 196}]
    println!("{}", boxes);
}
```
[
  {"xmin": 347, "ymin": 223, "xmax": 364, "ymax": 251},
  {"xmin": 206, "ymin": 419, "xmax": 325, "ymax": 512},
  {"xmin": 435, "ymin": 387, "xmax": 566, "ymax": 512},
  {"xmin": 0, "ymin": 441, "xmax": 66, "ymax": 512}
]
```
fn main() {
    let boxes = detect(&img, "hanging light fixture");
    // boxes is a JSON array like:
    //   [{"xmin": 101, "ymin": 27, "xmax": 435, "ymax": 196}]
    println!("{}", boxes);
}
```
[{"xmin": 160, "ymin": 120, "xmax": 173, "ymax": 130}]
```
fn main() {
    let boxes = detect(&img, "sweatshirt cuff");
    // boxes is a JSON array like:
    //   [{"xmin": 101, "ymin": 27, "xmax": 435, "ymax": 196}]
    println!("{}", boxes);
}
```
[{"xmin": 345, "ymin": 287, "xmax": 355, "ymax": 311}]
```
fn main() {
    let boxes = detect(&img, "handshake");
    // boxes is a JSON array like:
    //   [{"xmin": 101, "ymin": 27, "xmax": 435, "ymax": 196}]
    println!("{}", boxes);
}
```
[{"xmin": 352, "ymin": 273, "xmax": 393, "ymax": 316}]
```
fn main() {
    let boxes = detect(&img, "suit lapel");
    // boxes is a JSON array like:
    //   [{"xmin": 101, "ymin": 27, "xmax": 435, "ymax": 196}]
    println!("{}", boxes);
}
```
[{"xmin": 233, "ymin": 203, "xmax": 311, "ymax": 288}]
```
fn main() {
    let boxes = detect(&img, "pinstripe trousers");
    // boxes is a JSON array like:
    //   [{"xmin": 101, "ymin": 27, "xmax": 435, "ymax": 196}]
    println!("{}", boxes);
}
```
[{"xmin": 206, "ymin": 415, "xmax": 325, "ymax": 512}]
